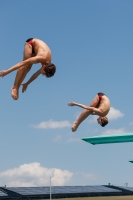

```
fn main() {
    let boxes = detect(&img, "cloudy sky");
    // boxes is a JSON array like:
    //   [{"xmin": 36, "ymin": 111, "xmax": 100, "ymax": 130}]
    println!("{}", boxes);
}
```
[{"xmin": 0, "ymin": 0, "xmax": 133, "ymax": 187}]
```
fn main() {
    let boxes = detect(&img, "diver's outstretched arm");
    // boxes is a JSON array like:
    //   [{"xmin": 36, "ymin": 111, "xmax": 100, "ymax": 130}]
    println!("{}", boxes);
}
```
[
  {"xmin": 68, "ymin": 101, "xmax": 102, "ymax": 115},
  {"xmin": 0, "ymin": 56, "xmax": 44, "ymax": 77},
  {"xmin": 21, "ymin": 68, "xmax": 41, "ymax": 93}
]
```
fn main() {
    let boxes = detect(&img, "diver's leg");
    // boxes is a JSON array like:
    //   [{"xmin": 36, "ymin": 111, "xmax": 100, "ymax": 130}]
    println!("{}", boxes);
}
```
[
  {"xmin": 11, "ymin": 42, "xmax": 32, "ymax": 100},
  {"xmin": 17, "ymin": 64, "xmax": 32, "ymax": 88},
  {"xmin": 72, "ymin": 110, "xmax": 92, "ymax": 132},
  {"xmin": 11, "ymin": 65, "xmax": 32, "ymax": 100},
  {"xmin": 72, "ymin": 94, "xmax": 99, "ymax": 132}
]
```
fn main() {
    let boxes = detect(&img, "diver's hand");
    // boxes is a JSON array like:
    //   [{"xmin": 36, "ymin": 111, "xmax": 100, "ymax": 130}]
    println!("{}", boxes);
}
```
[
  {"xmin": 0, "ymin": 70, "xmax": 8, "ymax": 77},
  {"xmin": 21, "ymin": 83, "xmax": 28, "ymax": 93},
  {"xmin": 68, "ymin": 101, "xmax": 76, "ymax": 107}
]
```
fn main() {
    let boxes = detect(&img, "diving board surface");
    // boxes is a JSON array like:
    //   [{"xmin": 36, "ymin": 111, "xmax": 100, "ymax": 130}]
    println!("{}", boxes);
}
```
[
  {"xmin": 82, "ymin": 133, "xmax": 133, "ymax": 145},
  {"xmin": 129, "ymin": 160, "xmax": 133, "ymax": 163}
]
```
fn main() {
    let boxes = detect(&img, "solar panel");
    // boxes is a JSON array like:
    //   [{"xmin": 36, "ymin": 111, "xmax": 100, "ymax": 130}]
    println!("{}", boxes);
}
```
[
  {"xmin": 7, "ymin": 187, "xmax": 50, "ymax": 195},
  {"xmin": 82, "ymin": 133, "xmax": 133, "ymax": 145},
  {"xmin": 93, "ymin": 185, "xmax": 119, "ymax": 192},
  {"xmin": 49, "ymin": 186, "xmax": 120, "ymax": 193},
  {"xmin": 0, "ymin": 190, "xmax": 8, "ymax": 196},
  {"xmin": 118, "ymin": 186, "xmax": 133, "ymax": 192},
  {"xmin": 7, "ymin": 186, "xmax": 121, "ymax": 195}
]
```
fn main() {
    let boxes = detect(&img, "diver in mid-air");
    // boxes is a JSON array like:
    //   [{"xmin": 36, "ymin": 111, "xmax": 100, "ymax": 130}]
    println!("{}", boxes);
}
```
[
  {"xmin": 0, "ymin": 38, "xmax": 56, "ymax": 100},
  {"xmin": 68, "ymin": 92, "xmax": 110, "ymax": 132}
]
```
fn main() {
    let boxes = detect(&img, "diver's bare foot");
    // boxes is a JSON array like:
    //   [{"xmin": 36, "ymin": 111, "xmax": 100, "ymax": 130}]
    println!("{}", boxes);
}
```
[
  {"xmin": 11, "ymin": 86, "xmax": 19, "ymax": 100},
  {"xmin": 71, "ymin": 121, "xmax": 79, "ymax": 132}
]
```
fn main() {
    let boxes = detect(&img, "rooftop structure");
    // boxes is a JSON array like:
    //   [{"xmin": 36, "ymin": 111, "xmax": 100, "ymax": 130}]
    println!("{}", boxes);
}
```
[{"xmin": 0, "ymin": 185, "xmax": 132, "ymax": 199}]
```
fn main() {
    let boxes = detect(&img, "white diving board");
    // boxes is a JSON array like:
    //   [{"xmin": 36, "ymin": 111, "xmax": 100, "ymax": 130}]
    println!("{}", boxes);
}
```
[{"xmin": 81, "ymin": 133, "xmax": 133, "ymax": 145}]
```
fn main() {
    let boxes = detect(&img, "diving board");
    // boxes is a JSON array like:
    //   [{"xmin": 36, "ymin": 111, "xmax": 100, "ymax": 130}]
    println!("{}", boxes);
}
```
[{"xmin": 82, "ymin": 133, "xmax": 133, "ymax": 145}]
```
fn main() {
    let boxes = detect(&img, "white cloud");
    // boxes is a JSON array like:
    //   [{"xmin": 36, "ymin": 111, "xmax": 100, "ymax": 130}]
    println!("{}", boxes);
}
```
[
  {"xmin": 82, "ymin": 172, "xmax": 98, "ymax": 181},
  {"xmin": 88, "ymin": 107, "xmax": 124, "ymax": 123},
  {"xmin": 53, "ymin": 135, "xmax": 62, "ymax": 142},
  {"xmin": 31, "ymin": 120, "xmax": 71, "ymax": 129},
  {"xmin": 70, "ymin": 172, "xmax": 99, "ymax": 184},
  {"xmin": 102, "ymin": 128, "xmax": 126, "ymax": 135},
  {"xmin": 129, "ymin": 122, "xmax": 133, "ymax": 125},
  {"xmin": 107, "ymin": 107, "xmax": 124, "ymax": 120},
  {"xmin": 0, "ymin": 163, "xmax": 73, "ymax": 187},
  {"xmin": 66, "ymin": 137, "xmax": 81, "ymax": 143}
]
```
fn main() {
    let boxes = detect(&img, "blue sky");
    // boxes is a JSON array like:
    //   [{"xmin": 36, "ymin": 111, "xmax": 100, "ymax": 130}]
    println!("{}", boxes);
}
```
[{"xmin": 0, "ymin": 0, "xmax": 133, "ymax": 187}]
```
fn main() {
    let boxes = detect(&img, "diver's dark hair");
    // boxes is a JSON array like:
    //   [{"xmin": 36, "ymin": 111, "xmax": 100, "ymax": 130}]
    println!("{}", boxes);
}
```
[
  {"xmin": 45, "ymin": 63, "xmax": 56, "ymax": 77},
  {"xmin": 100, "ymin": 117, "xmax": 108, "ymax": 127}
]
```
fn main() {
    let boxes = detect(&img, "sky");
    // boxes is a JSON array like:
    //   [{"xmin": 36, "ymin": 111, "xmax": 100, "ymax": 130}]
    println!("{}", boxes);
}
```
[{"xmin": 0, "ymin": 0, "xmax": 133, "ymax": 187}]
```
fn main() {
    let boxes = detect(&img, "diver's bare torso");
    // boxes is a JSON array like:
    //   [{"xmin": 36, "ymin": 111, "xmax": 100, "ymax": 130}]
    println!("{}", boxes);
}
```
[
  {"xmin": 31, "ymin": 38, "xmax": 52, "ymax": 63},
  {"xmin": 97, "ymin": 95, "xmax": 110, "ymax": 116}
]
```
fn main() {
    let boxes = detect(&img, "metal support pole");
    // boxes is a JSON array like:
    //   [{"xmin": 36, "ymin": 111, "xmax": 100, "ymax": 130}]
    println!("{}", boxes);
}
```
[{"xmin": 50, "ymin": 176, "xmax": 51, "ymax": 200}]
